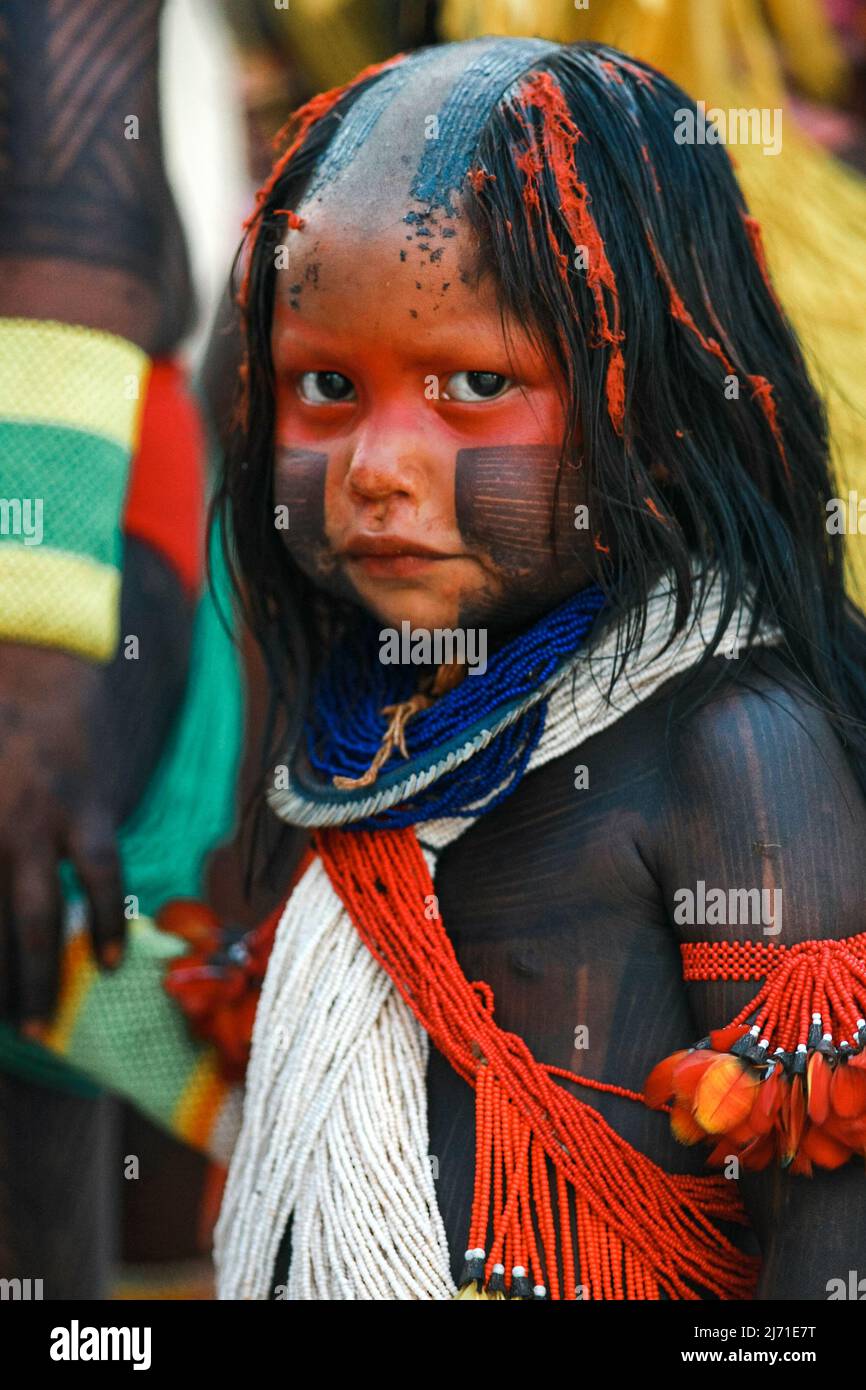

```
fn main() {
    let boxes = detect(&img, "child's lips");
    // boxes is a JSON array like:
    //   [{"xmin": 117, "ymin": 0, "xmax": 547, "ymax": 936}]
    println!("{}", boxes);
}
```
[
  {"xmin": 351, "ymin": 554, "xmax": 447, "ymax": 578},
  {"xmin": 340, "ymin": 535, "xmax": 463, "ymax": 580},
  {"xmin": 350, "ymin": 550, "xmax": 461, "ymax": 578}
]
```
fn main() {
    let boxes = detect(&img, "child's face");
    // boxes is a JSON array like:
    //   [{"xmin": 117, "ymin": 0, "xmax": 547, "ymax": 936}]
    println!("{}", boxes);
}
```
[{"xmin": 271, "ymin": 203, "xmax": 595, "ymax": 635}]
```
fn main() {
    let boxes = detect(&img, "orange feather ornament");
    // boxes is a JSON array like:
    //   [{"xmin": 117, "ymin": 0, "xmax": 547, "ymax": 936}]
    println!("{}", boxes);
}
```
[
  {"xmin": 670, "ymin": 1101, "xmax": 706, "ymax": 1145},
  {"xmin": 643, "ymin": 1049, "xmax": 689, "ymax": 1108},
  {"xmin": 693, "ymin": 1056, "xmax": 759, "ymax": 1134},
  {"xmin": 670, "ymin": 1049, "xmax": 719, "ymax": 1102},
  {"xmin": 645, "ymin": 933, "xmax": 866, "ymax": 1174},
  {"xmin": 750, "ymin": 1066, "xmax": 785, "ymax": 1136},
  {"xmin": 806, "ymin": 1049, "xmax": 833, "ymax": 1126},
  {"xmin": 830, "ymin": 1056, "xmax": 866, "ymax": 1119},
  {"xmin": 779, "ymin": 1078, "xmax": 807, "ymax": 1167}
]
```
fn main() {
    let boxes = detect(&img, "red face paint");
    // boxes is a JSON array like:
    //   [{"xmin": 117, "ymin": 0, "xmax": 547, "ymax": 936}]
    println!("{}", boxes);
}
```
[
  {"xmin": 618, "ymin": 59, "xmax": 655, "ymax": 90},
  {"xmin": 273, "ymin": 210, "xmax": 307, "ymax": 231},
  {"xmin": 646, "ymin": 230, "xmax": 733, "ymax": 371},
  {"xmin": 643, "ymin": 495, "xmax": 668, "ymax": 526},
  {"xmin": 269, "ymin": 205, "xmax": 588, "ymax": 634},
  {"xmin": 640, "ymin": 144, "xmax": 662, "ymax": 197},
  {"xmin": 467, "ymin": 167, "xmax": 496, "ymax": 193},
  {"xmin": 741, "ymin": 212, "xmax": 784, "ymax": 316},
  {"xmin": 746, "ymin": 375, "xmax": 789, "ymax": 482}
]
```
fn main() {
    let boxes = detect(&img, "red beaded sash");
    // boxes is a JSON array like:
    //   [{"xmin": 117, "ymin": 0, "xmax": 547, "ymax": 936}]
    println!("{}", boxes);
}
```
[
  {"xmin": 162, "ymin": 842, "xmax": 866, "ymax": 1297},
  {"xmin": 159, "ymin": 839, "xmax": 866, "ymax": 1295},
  {"xmin": 316, "ymin": 825, "xmax": 758, "ymax": 1301}
]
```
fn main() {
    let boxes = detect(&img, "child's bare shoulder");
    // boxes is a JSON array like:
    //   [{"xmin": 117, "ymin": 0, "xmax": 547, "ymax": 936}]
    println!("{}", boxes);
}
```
[
  {"xmin": 648, "ymin": 650, "xmax": 866, "ymax": 936},
  {"xmin": 662, "ymin": 650, "xmax": 864, "ymax": 812}
]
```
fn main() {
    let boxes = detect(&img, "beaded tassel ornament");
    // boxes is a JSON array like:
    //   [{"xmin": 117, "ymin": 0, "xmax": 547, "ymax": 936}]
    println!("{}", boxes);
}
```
[
  {"xmin": 317, "ymin": 825, "xmax": 758, "ymax": 1300},
  {"xmin": 644, "ymin": 935, "xmax": 866, "ymax": 1173}
]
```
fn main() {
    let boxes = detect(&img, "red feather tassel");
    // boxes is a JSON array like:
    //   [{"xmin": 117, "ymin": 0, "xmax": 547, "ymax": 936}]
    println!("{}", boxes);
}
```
[
  {"xmin": 643, "ymin": 1049, "xmax": 689, "ymax": 1108},
  {"xmin": 670, "ymin": 1102, "xmax": 706, "ymax": 1145},
  {"xmin": 739, "ymin": 1133, "xmax": 776, "ymax": 1171},
  {"xmin": 780, "ymin": 1080, "xmax": 806, "ymax": 1167},
  {"xmin": 750, "ymin": 1070, "xmax": 785, "ymax": 1136},
  {"xmin": 670, "ymin": 1049, "xmax": 718, "ymax": 1103},
  {"xmin": 708, "ymin": 1023, "xmax": 751, "ymax": 1052},
  {"xmin": 830, "ymin": 1060, "xmax": 866, "ymax": 1120},
  {"xmin": 694, "ymin": 1056, "xmax": 758, "ymax": 1134},
  {"xmin": 801, "ymin": 1126, "xmax": 854, "ymax": 1169},
  {"xmin": 806, "ymin": 1051, "xmax": 832, "ymax": 1126}
]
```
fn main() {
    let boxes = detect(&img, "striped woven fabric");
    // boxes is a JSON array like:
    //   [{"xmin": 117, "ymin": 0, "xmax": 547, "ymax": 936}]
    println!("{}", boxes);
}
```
[
  {"xmin": 37, "ymin": 914, "xmax": 242, "ymax": 1164},
  {"xmin": 0, "ymin": 317, "xmax": 149, "ymax": 661}
]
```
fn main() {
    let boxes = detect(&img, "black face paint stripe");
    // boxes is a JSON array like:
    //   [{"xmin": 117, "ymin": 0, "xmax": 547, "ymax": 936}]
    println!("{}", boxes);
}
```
[
  {"xmin": 273, "ymin": 446, "xmax": 328, "ymax": 546},
  {"xmin": 456, "ymin": 444, "xmax": 582, "ymax": 568}
]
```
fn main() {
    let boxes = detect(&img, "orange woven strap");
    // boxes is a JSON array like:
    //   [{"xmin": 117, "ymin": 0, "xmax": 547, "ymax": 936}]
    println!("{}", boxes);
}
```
[
  {"xmin": 682, "ymin": 932, "xmax": 866, "ymax": 982},
  {"xmin": 160, "ymin": 844, "xmax": 316, "ymax": 1082},
  {"xmin": 122, "ymin": 359, "xmax": 206, "ymax": 597}
]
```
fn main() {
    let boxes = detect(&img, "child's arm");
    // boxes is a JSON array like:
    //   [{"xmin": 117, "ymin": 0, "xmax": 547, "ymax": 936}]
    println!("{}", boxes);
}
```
[{"xmin": 653, "ymin": 659, "xmax": 866, "ymax": 1299}]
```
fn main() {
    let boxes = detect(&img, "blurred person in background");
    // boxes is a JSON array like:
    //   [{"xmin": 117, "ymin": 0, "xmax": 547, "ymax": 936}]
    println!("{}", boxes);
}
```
[{"xmin": 0, "ymin": 0, "xmax": 246, "ymax": 1297}]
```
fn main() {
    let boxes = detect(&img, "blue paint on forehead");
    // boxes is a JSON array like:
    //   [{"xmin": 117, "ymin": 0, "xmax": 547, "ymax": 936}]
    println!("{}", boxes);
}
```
[
  {"xmin": 301, "ymin": 46, "xmax": 446, "ymax": 204},
  {"xmin": 300, "ymin": 38, "xmax": 559, "ymax": 213},
  {"xmin": 411, "ymin": 39, "xmax": 558, "ymax": 213}
]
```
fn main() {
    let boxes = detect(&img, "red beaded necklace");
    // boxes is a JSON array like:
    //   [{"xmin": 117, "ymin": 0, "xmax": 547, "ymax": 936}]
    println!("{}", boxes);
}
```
[{"xmin": 316, "ymin": 824, "xmax": 758, "ymax": 1301}]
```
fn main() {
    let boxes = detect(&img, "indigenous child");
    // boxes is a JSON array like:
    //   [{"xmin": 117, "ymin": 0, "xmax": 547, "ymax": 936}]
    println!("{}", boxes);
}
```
[{"xmin": 28, "ymin": 35, "xmax": 866, "ymax": 1300}]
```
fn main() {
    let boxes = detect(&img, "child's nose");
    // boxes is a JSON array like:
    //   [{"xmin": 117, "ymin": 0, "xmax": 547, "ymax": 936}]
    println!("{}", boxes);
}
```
[
  {"xmin": 345, "ymin": 419, "xmax": 440, "ymax": 510},
  {"xmin": 347, "ymin": 451, "xmax": 414, "ymax": 504}
]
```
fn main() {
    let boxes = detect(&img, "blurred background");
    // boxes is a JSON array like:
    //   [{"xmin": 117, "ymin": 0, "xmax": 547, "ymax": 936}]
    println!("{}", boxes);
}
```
[{"xmin": 2, "ymin": 0, "xmax": 866, "ymax": 1300}]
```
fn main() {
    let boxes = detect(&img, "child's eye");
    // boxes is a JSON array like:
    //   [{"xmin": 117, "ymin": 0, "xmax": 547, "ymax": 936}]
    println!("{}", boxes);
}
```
[
  {"xmin": 297, "ymin": 371, "xmax": 357, "ymax": 404},
  {"xmin": 442, "ymin": 371, "xmax": 512, "ymax": 402}
]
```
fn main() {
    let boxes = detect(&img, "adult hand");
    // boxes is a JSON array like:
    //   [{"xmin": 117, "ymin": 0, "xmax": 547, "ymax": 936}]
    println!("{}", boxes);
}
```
[{"xmin": 0, "ymin": 643, "xmax": 125, "ymax": 1031}]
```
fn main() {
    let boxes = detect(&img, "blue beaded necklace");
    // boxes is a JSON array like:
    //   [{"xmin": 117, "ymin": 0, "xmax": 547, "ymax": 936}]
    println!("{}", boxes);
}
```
[{"xmin": 302, "ymin": 584, "xmax": 607, "ymax": 829}]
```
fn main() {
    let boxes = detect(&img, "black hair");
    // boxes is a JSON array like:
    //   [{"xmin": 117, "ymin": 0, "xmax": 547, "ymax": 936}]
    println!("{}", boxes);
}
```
[{"xmin": 213, "ymin": 40, "xmax": 866, "ymax": 848}]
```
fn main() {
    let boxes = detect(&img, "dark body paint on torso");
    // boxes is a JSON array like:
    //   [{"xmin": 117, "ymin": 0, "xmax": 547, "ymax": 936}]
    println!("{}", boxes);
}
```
[
  {"xmin": 425, "ymin": 650, "xmax": 866, "ymax": 1297},
  {"xmin": 272, "ymin": 646, "xmax": 866, "ymax": 1297},
  {"xmin": 423, "ymin": 657, "xmax": 756, "ymax": 1294}
]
